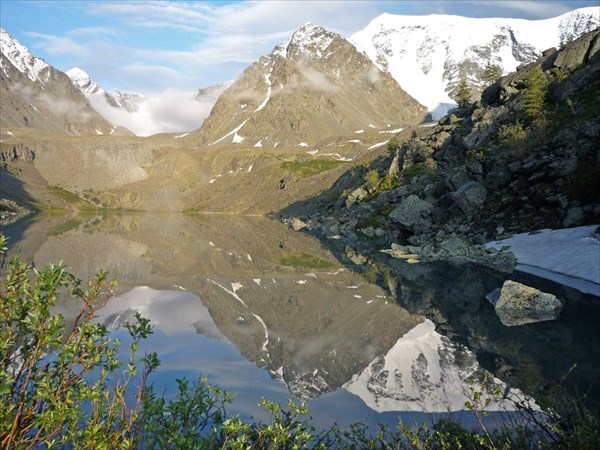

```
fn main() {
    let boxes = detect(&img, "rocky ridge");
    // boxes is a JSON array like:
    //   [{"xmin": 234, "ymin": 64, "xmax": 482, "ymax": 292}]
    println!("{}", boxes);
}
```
[{"xmin": 67, "ymin": 67, "xmax": 145, "ymax": 113}]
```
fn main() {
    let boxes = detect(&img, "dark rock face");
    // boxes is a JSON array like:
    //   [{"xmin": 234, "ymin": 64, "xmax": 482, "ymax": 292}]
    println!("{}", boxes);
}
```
[{"xmin": 0, "ymin": 143, "xmax": 35, "ymax": 164}]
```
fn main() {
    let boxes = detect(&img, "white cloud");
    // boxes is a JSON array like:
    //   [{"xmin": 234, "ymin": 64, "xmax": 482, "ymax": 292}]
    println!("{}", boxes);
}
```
[
  {"xmin": 464, "ymin": 1, "xmax": 577, "ymax": 19},
  {"xmin": 88, "ymin": 88, "xmax": 213, "ymax": 136}
]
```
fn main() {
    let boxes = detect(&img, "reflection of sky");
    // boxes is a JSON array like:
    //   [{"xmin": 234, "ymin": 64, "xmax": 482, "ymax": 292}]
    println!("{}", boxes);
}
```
[{"xmin": 96, "ymin": 286, "xmax": 225, "ymax": 339}]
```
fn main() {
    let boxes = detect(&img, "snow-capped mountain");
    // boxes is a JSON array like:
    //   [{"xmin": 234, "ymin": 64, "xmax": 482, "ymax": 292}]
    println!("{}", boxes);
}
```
[
  {"xmin": 0, "ymin": 28, "xmax": 116, "ymax": 135},
  {"xmin": 0, "ymin": 28, "xmax": 49, "ymax": 83},
  {"xmin": 195, "ymin": 23, "xmax": 429, "ymax": 147},
  {"xmin": 344, "ymin": 319, "xmax": 530, "ymax": 413},
  {"xmin": 67, "ymin": 67, "xmax": 144, "ymax": 113},
  {"xmin": 351, "ymin": 7, "xmax": 599, "ymax": 119}
]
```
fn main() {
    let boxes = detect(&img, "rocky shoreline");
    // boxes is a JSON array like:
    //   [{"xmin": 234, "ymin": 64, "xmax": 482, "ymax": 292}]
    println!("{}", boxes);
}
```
[{"xmin": 283, "ymin": 29, "xmax": 600, "ymax": 280}]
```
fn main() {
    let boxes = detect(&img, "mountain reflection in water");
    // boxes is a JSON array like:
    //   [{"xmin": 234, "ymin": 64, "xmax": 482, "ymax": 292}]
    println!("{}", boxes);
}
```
[{"xmin": 4, "ymin": 212, "xmax": 597, "ymax": 428}]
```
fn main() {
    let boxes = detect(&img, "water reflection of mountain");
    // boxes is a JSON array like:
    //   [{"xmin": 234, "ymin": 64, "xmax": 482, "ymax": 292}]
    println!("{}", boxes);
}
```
[
  {"xmin": 345, "ymin": 319, "xmax": 524, "ymax": 413},
  {"xmin": 14, "ymin": 213, "xmax": 424, "ymax": 400},
  {"xmin": 6, "ymin": 212, "xmax": 597, "ymax": 414},
  {"xmin": 372, "ymin": 256, "xmax": 600, "ymax": 412}
]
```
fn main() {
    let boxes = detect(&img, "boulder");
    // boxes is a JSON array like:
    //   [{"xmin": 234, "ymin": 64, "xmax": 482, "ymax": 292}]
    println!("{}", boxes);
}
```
[
  {"xmin": 491, "ymin": 280, "xmax": 562, "ymax": 326},
  {"xmin": 388, "ymin": 194, "xmax": 434, "ymax": 233},
  {"xmin": 563, "ymin": 207, "xmax": 584, "ymax": 227},
  {"xmin": 452, "ymin": 181, "xmax": 487, "ymax": 216}
]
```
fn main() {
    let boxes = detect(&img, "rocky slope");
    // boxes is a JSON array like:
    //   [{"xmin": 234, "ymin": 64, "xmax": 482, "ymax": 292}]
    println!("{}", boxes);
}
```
[
  {"xmin": 351, "ymin": 7, "xmax": 599, "ymax": 119},
  {"xmin": 283, "ymin": 29, "xmax": 600, "ymax": 269},
  {"xmin": 193, "ymin": 23, "xmax": 429, "ymax": 147},
  {"xmin": 0, "ymin": 29, "xmax": 120, "ymax": 136}
]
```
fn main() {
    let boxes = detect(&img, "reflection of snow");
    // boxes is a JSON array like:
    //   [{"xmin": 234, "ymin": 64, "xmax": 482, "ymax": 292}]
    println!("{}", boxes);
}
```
[
  {"xmin": 486, "ymin": 225, "xmax": 600, "ymax": 296},
  {"xmin": 209, "ymin": 279, "xmax": 271, "ymax": 356},
  {"xmin": 345, "ymin": 319, "xmax": 528, "ymax": 413}
]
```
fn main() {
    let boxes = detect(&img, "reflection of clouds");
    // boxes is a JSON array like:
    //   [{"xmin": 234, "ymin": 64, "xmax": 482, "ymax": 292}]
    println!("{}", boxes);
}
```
[
  {"xmin": 345, "ymin": 320, "xmax": 528, "ymax": 413},
  {"xmin": 96, "ymin": 286, "xmax": 225, "ymax": 340}
]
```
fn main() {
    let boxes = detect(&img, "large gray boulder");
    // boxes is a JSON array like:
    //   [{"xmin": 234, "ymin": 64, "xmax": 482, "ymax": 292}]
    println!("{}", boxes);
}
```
[
  {"xmin": 452, "ymin": 181, "xmax": 487, "ymax": 216},
  {"xmin": 389, "ymin": 194, "xmax": 434, "ymax": 233},
  {"xmin": 489, "ymin": 280, "xmax": 562, "ymax": 327}
]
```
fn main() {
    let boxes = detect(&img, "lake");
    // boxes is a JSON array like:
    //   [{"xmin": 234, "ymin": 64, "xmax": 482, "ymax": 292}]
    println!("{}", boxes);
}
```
[{"xmin": 2, "ymin": 212, "xmax": 599, "ymax": 431}]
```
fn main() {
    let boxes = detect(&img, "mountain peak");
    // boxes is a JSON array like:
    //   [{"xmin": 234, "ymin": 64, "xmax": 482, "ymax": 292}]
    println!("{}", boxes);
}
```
[
  {"xmin": 67, "ymin": 66, "xmax": 105, "ymax": 95},
  {"xmin": 273, "ymin": 22, "xmax": 338, "ymax": 59},
  {"xmin": 0, "ymin": 28, "xmax": 49, "ymax": 83}
]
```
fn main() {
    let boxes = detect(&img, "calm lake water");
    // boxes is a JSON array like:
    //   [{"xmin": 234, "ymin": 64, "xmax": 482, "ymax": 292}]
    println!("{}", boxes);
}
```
[{"xmin": 3, "ymin": 212, "xmax": 599, "ymax": 430}]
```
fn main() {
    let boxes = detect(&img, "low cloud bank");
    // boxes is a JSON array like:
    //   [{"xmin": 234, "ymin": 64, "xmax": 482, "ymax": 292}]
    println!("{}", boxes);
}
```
[{"xmin": 88, "ymin": 88, "xmax": 216, "ymax": 136}]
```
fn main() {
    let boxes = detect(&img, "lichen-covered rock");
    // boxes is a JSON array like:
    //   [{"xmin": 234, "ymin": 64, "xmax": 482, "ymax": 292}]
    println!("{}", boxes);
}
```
[{"xmin": 492, "ymin": 280, "xmax": 562, "ymax": 326}]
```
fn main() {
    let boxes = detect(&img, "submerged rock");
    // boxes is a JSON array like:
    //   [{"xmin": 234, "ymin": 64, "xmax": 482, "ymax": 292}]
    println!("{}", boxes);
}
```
[{"xmin": 491, "ymin": 280, "xmax": 562, "ymax": 327}]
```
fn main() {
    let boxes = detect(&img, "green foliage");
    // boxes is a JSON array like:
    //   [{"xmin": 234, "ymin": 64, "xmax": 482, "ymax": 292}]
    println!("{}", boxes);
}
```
[
  {"xmin": 281, "ymin": 159, "xmax": 347, "ymax": 178},
  {"xmin": 455, "ymin": 77, "xmax": 472, "ymax": 109},
  {"xmin": 0, "ymin": 240, "xmax": 144, "ymax": 448},
  {"xmin": 481, "ymin": 63, "xmax": 503, "ymax": 84},
  {"xmin": 497, "ymin": 121, "xmax": 529, "ymax": 156},
  {"xmin": 387, "ymin": 137, "xmax": 399, "ymax": 155},
  {"xmin": 48, "ymin": 186, "xmax": 100, "ymax": 211},
  {"xmin": 379, "ymin": 173, "xmax": 399, "ymax": 191},
  {"xmin": 364, "ymin": 169, "xmax": 380, "ymax": 191},
  {"xmin": 521, "ymin": 67, "xmax": 548, "ymax": 123},
  {"xmin": 550, "ymin": 67, "xmax": 566, "ymax": 82}
]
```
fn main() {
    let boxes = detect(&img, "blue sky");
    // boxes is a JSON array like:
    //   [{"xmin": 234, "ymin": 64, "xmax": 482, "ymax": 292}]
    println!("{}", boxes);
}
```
[{"xmin": 1, "ymin": 1, "xmax": 598, "ymax": 94}]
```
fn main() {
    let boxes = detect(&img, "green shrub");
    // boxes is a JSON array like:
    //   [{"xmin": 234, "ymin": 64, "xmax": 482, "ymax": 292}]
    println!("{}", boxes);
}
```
[
  {"xmin": 497, "ymin": 121, "xmax": 528, "ymax": 156},
  {"xmin": 364, "ymin": 169, "xmax": 380, "ymax": 191},
  {"xmin": 521, "ymin": 67, "xmax": 548, "ymax": 123}
]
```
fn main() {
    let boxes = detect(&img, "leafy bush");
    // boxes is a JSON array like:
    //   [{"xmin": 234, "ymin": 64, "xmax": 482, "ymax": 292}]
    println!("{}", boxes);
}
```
[{"xmin": 497, "ymin": 121, "xmax": 528, "ymax": 156}]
